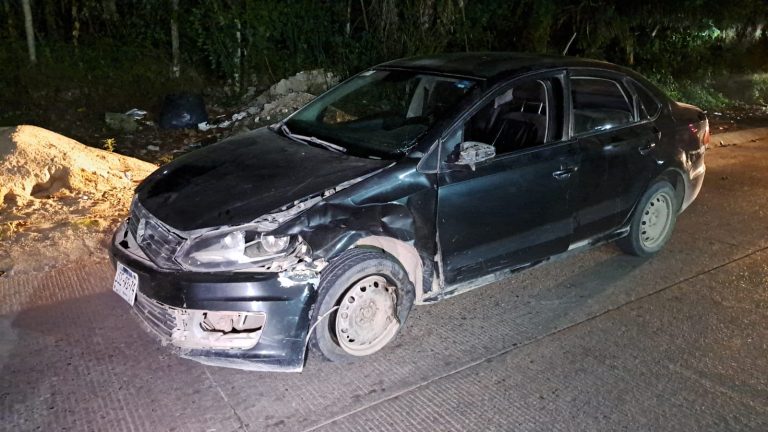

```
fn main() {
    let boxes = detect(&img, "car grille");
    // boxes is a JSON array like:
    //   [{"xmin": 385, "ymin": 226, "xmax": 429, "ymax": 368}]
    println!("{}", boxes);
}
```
[
  {"xmin": 129, "ymin": 198, "xmax": 185, "ymax": 269},
  {"xmin": 127, "ymin": 201, "xmax": 141, "ymax": 238},
  {"xmin": 134, "ymin": 290, "xmax": 177, "ymax": 339}
]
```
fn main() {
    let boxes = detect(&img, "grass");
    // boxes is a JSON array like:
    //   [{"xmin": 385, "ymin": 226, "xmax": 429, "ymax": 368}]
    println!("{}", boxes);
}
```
[
  {"xmin": 101, "ymin": 138, "xmax": 117, "ymax": 152},
  {"xmin": 71, "ymin": 218, "xmax": 103, "ymax": 230},
  {"xmin": 674, "ymin": 81, "xmax": 732, "ymax": 111}
]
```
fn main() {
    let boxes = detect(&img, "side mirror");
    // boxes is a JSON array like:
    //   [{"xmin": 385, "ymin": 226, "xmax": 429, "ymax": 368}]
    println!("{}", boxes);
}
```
[{"xmin": 456, "ymin": 141, "xmax": 495, "ymax": 170}]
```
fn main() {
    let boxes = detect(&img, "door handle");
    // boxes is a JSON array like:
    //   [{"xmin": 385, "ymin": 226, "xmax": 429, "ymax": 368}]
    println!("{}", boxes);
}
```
[
  {"xmin": 638, "ymin": 141, "xmax": 656, "ymax": 155},
  {"xmin": 552, "ymin": 166, "xmax": 577, "ymax": 180}
]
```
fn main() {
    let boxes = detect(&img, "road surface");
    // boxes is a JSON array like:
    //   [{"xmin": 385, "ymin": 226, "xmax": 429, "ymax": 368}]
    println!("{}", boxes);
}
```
[{"xmin": 2, "ymin": 128, "xmax": 767, "ymax": 432}]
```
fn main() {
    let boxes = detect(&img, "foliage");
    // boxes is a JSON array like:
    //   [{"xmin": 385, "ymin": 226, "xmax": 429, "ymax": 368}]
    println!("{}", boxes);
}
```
[
  {"xmin": 101, "ymin": 138, "xmax": 116, "ymax": 152},
  {"xmin": 2, "ymin": 0, "xmax": 768, "ymax": 112}
]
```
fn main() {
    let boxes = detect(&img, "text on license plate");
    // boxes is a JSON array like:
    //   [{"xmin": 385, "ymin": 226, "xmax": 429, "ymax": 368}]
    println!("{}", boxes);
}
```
[{"xmin": 112, "ymin": 263, "xmax": 139, "ymax": 306}]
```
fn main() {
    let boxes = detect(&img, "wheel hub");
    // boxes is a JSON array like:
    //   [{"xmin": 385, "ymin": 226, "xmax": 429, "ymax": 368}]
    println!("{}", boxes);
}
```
[
  {"xmin": 639, "ymin": 190, "xmax": 673, "ymax": 249},
  {"xmin": 335, "ymin": 275, "xmax": 400, "ymax": 356}
]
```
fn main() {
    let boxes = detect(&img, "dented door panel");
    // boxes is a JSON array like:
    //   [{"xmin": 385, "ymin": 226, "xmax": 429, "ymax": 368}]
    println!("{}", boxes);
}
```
[{"xmin": 436, "ymin": 142, "xmax": 576, "ymax": 285}]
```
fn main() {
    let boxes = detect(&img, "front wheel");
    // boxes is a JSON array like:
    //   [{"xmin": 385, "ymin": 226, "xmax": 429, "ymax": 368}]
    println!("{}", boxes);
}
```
[
  {"xmin": 309, "ymin": 249, "xmax": 415, "ymax": 363},
  {"xmin": 618, "ymin": 180, "xmax": 679, "ymax": 257}
]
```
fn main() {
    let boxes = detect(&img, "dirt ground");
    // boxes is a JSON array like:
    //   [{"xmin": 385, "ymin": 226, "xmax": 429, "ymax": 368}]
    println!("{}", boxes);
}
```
[
  {"xmin": 0, "ymin": 126, "xmax": 156, "ymax": 277},
  {"xmin": 707, "ymin": 104, "xmax": 768, "ymax": 133}
]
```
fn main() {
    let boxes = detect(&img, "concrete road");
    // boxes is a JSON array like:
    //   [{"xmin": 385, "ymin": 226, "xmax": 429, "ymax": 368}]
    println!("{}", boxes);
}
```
[{"xmin": 2, "ymin": 129, "xmax": 767, "ymax": 432}]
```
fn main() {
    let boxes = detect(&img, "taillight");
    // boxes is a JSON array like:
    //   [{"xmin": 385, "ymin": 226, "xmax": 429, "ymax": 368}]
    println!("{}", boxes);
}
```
[{"xmin": 688, "ymin": 120, "xmax": 710, "ymax": 147}]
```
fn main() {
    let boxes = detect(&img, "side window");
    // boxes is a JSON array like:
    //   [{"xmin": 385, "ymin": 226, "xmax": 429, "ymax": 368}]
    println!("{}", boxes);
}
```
[
  {"xmin": 571, "ymin": 77, "xmax": 633, "ymax": 135},
  {"xmin": 459, "ymin": 79, "xmax": 550, "ymax": 157},
  {"xmin": 631, "ymin": 81, "xmax": 661, "ymax": 119}
]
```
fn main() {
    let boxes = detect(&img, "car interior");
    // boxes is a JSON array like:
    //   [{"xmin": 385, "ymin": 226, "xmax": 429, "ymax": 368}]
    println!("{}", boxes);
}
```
[
  {"xmin": 571, "ymin": 77, "xmax": 634, "ymax": 134},
  {"xmin": 464, "ymin": 80, "xmax": 549, "ymax": 155}
]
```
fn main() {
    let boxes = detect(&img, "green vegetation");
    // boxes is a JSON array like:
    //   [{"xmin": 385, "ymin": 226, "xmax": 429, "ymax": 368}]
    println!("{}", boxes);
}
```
[
  {"xmin": 101, "ymin": 138, "xmax": 116, "ymax": 152},
  {"xmin": 157, "ymin": 153, "xmax": 175, "ymax": 165},
  {"xmin": 71, "ymin": 218, "xmax": 102, "ymax": 230},
  {"xmin": 649, "ymin": 74, "xmax": 733, "ymax": 111},
  {"xmin": 2, "ymin": 0, "xmax": 768, "ymax": 124}
]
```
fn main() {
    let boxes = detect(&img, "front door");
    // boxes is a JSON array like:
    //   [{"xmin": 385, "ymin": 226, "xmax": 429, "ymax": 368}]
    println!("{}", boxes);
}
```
[{"xmin": 436, "ymin": 74, "xmax": 576, "ymax": 285}]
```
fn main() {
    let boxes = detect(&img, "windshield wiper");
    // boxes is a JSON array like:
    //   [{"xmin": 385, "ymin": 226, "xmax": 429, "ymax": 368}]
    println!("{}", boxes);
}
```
[{"xmin": 280, "ymin": 124, "xmax": 347, "ymax": 154}]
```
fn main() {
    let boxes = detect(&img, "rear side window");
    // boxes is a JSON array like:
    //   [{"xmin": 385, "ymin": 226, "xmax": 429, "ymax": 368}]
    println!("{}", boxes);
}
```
[
  {"xmin": 571, "ymin": 77, "xmax": 633, "ymax": 135},
  {"xmin": 631, "ymin": 81, "xmax": 662, "ymax": 119}
]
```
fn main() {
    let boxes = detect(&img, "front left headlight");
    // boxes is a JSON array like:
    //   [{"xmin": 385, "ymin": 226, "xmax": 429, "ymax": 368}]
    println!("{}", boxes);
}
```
[{"xmin": 175, "ymin": 226, "xmax": 299, "ymax": 272}]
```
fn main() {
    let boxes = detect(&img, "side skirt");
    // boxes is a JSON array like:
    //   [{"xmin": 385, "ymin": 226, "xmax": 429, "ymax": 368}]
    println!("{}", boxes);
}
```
[{"xmin": 421, "ymin": 226, "xmax": 630, "ymax": 303}]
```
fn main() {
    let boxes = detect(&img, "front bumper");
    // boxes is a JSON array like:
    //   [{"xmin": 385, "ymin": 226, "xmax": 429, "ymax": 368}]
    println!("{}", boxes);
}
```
[{"xmin": 110, "ymin": 221, "xmax": 316, "ymax": 372}]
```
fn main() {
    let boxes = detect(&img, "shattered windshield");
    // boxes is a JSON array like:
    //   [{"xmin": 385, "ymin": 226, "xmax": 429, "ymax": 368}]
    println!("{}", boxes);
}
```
[{"xmin": 283, "ymin": 70, "xmax": 477, "ymax": 159}]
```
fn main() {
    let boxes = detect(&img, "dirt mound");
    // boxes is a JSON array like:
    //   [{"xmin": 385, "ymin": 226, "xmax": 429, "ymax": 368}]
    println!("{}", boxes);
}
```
[
  {"xmin": 1, "ymin": 125, "xmax": 154, "ymax": 205},
  {"xmin": 0, "ymin": 125, "xmax": 156, "ymax": 277}
]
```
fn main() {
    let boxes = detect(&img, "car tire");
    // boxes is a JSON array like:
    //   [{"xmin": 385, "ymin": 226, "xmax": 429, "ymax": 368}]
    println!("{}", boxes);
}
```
[
  {"xmin": 618, "ymin": 180, "xmax": 679, "ymax": 257},
  {"xmin": 309, "ymin": 248, "xmax": 415, "ymax": 363}
]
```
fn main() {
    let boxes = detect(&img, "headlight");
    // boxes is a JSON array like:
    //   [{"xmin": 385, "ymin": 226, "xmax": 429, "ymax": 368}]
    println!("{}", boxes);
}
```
[
  {"xmin": 256, "ymin": 235, "xmax": 291, "ymax": 254},
  {"xmin": 175, "ymin": 227, "xmax": 298, "ymax": 272}
]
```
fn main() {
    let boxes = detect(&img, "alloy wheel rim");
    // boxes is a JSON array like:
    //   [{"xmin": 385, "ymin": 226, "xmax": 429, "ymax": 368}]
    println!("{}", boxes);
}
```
[
  {"xmin": 639, "ymin": 190, "xmax": 674, "ymax": 249},
  {"xmin": 335, "ymin": 275, "xmax": 400, "ymax": 356}
]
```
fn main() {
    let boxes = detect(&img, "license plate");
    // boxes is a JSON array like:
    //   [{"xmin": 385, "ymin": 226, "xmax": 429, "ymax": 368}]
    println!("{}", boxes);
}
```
[{"xmin": 113, "ymin": 263, "xmax": 139, "ymax": 305}]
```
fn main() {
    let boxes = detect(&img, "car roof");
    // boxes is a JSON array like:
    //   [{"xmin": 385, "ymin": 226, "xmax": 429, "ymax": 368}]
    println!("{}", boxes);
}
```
[{"xmin": 377, "ymin": 52, "xmax": 629, "ymax": 83}]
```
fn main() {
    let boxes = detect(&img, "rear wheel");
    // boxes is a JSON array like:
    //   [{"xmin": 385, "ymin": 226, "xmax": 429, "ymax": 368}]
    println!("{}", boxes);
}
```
[
  {"xmin": 310, "ymin": 249, "xmax": 415, "ymax": 363},
  {"xmin": 618, "ymin": 180, "xmax": 679, "ymax": 257}
]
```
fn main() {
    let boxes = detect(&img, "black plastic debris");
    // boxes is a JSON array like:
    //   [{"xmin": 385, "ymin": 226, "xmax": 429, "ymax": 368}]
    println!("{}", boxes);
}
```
[{"xmin": 159, "ymin": 93, "xmax": 208, "ymax": 129}]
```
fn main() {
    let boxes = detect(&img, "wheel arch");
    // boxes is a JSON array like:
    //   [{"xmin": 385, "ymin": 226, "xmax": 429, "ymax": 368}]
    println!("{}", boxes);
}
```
[
  {"xmin": 655, "ymin": 167, "xmax": 687, "ymax": 213},
  {"xmin": 353, "ymin": 236, "xmax": 427, "ymax": 304},
  {"xmin": 621, "ymin": 167, "xmax": 687, "ymax": 229}
]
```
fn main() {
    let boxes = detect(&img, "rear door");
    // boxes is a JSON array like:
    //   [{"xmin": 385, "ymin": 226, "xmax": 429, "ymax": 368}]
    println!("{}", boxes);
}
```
[
  {"xmin": 436, "ymin": 72, "xmax": 577, "ymax": 285},
  {"xmin": 568, "ymin": 73, "xmax": 658, "ymax": 243}
]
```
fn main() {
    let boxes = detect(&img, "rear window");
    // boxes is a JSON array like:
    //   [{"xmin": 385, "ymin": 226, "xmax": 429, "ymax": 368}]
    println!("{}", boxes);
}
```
[
  {"xmin": 631, "ymin": 81, "xmax": 662, "ymax": 119},
  {"xmin": 571, "ymin": 77, "xmax": 633, "ymax": 135}
]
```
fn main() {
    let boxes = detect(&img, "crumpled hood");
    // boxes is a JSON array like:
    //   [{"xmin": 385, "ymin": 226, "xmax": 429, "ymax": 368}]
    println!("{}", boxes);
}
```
[{"xmin": 136, "ymin": 128, "xmax": 390, "ymax": 231}]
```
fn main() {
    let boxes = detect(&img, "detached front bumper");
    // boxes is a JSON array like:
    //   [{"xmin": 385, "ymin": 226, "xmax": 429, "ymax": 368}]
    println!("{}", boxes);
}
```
[{"xmin": 110, "ymin": 222, "xmax": 316, "ymax": 372}]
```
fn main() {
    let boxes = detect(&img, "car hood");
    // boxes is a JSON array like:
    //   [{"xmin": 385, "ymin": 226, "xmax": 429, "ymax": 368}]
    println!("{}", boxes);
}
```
[{"xmin": 136, "ymin": 128, "xmax": 390, "ymax": 231}]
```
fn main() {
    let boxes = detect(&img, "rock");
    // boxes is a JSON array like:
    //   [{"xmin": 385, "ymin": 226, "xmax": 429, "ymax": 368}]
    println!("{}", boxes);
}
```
[
  {"xmin": 240, "ymin": 69, "xmax": 338, "ymax": 122},
  {"xmin": 198, "ymin": 69, "xmax": 339, "ymax": 138},
  {"xmin": 271, "ymin": 79, "xmax": 292, "ymax": 96},
  {"xmin": 265, "ymin": 69, "xmax": 339, "ymax": 98},
  {"xmin": 259, "ymin": 92, "xmax": 316, "ymax": 122},
  {"xmin": 147, "ymin": 145, "xmax": 160, "ymax": 151},
  {"xmin": 105, "ymin": 112, "xmax": 138, "ymax": 133}
]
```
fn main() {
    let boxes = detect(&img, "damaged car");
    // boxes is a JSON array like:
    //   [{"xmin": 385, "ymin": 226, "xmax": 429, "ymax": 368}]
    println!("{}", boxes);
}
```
[{"xmin": 110, "ymin": 52, "xmax": 708, "ymax": 371}]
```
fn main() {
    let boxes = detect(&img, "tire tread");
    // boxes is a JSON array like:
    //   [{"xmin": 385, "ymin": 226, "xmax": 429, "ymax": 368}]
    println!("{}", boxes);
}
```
[{"xmin": 309, "ymin": 248, "xmax": 414, "ymax": 362}]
